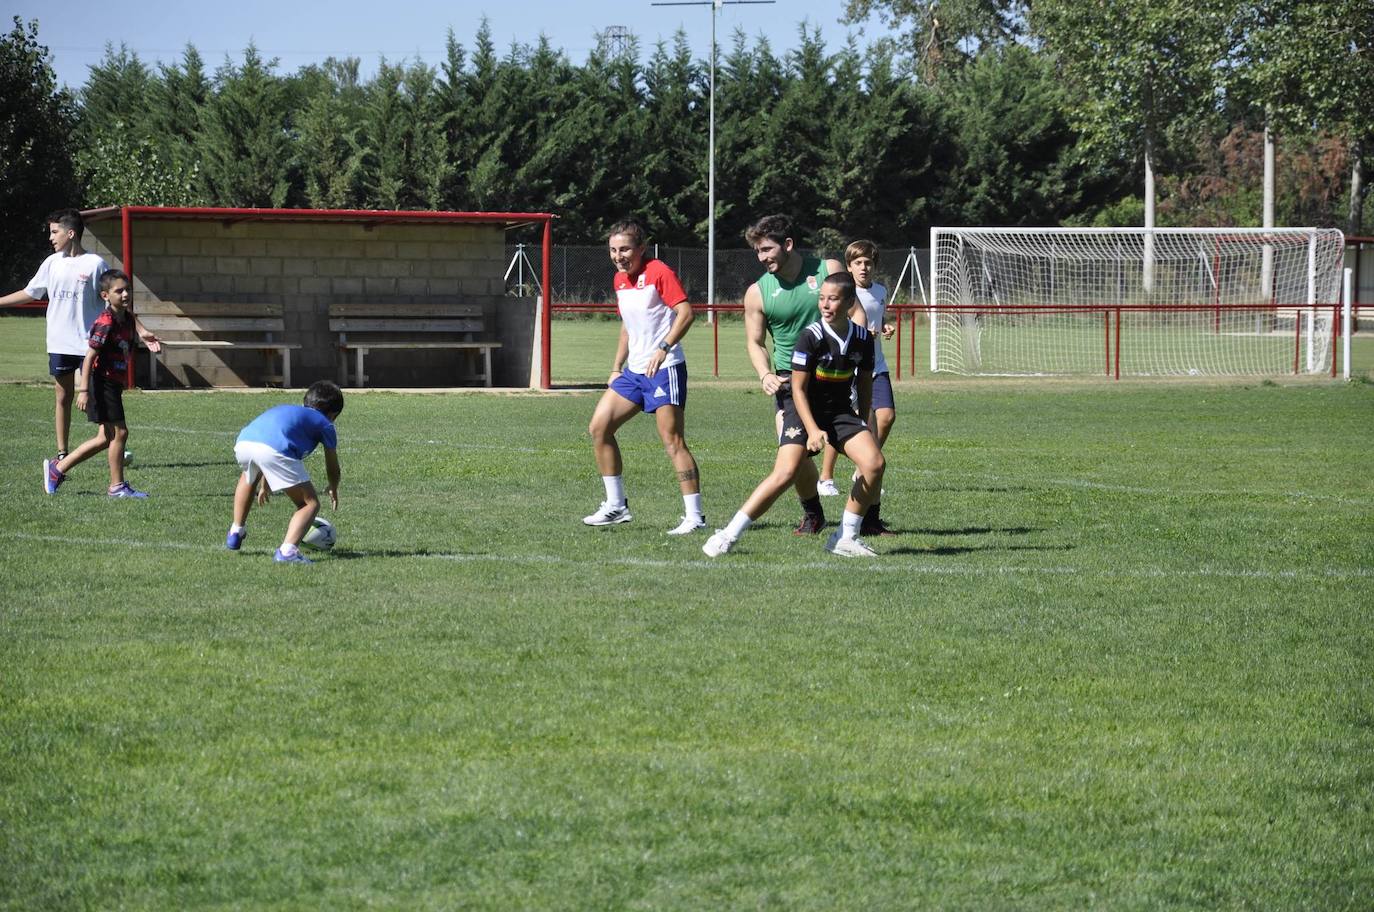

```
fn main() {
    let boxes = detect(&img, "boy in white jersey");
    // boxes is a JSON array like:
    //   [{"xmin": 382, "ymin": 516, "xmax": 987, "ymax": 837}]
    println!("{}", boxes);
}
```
[
  {"xmin": 582, "ymin": 218, "xmax": 705, "ymax": 534},
  {"xmin": 1, "ymin": 209, "xmax": 157, "ymax": 461},
  {"xmin": 817, "ymin": 240, "xmax": 896, "ymax": 535}
]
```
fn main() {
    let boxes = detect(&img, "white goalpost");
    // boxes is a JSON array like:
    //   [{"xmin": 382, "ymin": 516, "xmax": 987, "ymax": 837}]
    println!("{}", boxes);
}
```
[{"xmin": 929, "ymin": 227, "xmax": 1346, "ymax": 377}]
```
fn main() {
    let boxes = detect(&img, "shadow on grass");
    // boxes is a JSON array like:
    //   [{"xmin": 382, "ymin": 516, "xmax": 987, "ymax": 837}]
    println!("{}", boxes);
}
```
[
  {"xmin": 326, "ymin": 548, "xmax": 468, "ymax": 560},
  {"xmin": 906, "ymin": 525, "xmax": 1042, "ymax": 536},
  {"xmin": 140, "ymin": 460, "xmax": 238, "ymax": 470},
  {"xmin": 884, "ymin": 543, "xmax": 1074, "ymax": 557}
]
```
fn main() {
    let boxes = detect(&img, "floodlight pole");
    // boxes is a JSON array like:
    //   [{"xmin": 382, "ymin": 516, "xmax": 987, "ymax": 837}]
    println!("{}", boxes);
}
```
[{"xmin": 651, "ymin": 0, "xmax": 774, "ymax": 324}]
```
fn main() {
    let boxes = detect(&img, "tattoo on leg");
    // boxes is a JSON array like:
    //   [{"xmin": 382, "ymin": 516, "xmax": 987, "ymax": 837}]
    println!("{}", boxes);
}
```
[{"xmin": 677, "ymin": 467, "xmax": 699, "ymax": 483}]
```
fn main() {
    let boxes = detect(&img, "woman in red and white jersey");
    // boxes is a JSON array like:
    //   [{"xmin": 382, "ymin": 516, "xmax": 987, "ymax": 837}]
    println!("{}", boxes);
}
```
[{"xmin": 582, "ymin": 217, "xmax": 705, "ymax": 535}]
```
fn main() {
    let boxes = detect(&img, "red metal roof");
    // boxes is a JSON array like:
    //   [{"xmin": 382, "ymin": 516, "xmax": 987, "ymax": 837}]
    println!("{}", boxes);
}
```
[{"xmin": 81, "ymin": 206, "xmax": 552, "ymax": 229}]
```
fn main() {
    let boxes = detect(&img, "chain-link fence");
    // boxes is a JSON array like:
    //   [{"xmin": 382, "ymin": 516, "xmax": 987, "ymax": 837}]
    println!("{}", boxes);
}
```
[{"xmin": 506, "ymin": 245, "xmax": 933, "ymax": 309}]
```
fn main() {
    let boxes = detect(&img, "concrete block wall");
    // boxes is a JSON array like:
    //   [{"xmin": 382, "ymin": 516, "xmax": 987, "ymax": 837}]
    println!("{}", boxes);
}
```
[{"xmin": 87, "ymin": 218, "xmax": 532, "ymax": 388}]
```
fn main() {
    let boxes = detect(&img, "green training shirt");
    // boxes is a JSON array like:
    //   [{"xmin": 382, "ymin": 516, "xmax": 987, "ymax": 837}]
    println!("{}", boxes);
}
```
[{"xmin": 758, "ymin": 255, "xmax": 830, "ymax": 373}]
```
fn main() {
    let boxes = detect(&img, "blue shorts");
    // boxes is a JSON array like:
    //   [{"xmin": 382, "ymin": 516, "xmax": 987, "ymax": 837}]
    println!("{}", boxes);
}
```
[
  {"xmin": 871, "ymin": 371, "xmax": 895, "ymax": 412},
  {"xmin": 610, "ymin": 362, "xmax": 687, "ymax": 413},
  {"xmin": 50, "ymin": 353, "xmax": 84, "ymax": 376}
]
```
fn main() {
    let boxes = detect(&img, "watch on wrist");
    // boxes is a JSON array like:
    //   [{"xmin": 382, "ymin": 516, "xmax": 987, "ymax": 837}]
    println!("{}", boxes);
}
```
[{"xmin": 658, "ymin": 341, "xmax": 671, "ymax": 352}]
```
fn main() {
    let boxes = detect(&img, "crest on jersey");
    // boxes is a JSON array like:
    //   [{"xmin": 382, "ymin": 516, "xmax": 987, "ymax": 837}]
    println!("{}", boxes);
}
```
[
  {"xmin": 637, "ymin": 274, "xmax": 646, "ymax": 289},
  {"xmin": 807, "ymin": 275, "xmax": 818, "ymax": 290}
]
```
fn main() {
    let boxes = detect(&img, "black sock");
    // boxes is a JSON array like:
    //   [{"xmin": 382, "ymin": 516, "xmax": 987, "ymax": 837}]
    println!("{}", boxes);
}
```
[
  {"xmin": 865, "ymin": 502, "xmax": 881, "ymax": 523},
  {"xmin": 801, "ymin": 495, "xmax": 824, "ymax": 519}
]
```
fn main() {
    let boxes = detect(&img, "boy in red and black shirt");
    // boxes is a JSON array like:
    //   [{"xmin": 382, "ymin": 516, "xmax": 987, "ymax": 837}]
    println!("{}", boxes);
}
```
[{"xmin": 43, "ymin": 270, "xmax": 160, "ymax": 497}]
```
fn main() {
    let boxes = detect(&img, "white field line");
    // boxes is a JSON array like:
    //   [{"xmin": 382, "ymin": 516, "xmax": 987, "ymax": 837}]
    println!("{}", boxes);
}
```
[{"xmin": 4, "ymin": 531, "xmax": 1371, "ymax": 582}]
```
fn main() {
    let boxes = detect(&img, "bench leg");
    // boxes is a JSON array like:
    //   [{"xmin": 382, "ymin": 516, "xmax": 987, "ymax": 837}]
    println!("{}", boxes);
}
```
[
  {"xmin": 282, "ymin": 350, "xmax": 292, "ymax": 388},
  {"xmin": 483, "ymin": 347, "xmax": 493, "ymax": 387},
  {"xmin": 150, "ymin": 350, "xmax": 159, "ymax": 390},
  {"xmin": 356, "ymin": 348, "xmax": 367, "ymax": 387}
]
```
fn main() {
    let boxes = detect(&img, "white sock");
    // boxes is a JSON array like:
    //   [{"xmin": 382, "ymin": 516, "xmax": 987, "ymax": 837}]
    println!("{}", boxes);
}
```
[
  {"xmin": 602, "ymin": 475, "xmax": 625, "ymax": 505},
  {"xmin": 230, "ymin": 524, "xmax": 246, "ymax": 534},
  {"xmin": 842, "ymin": 510, "xmax": 863, "ymax": 539},
  {"xmin": 724, "ymin": 510, "xmax": 752, "ymax": 539},
  {"xmin": 280, "ymin": 541, "xmax": 299, "ymax": 556},
  {"xmin": 684, "ymin": 493, "xmax": 703, "ymax": 519}
]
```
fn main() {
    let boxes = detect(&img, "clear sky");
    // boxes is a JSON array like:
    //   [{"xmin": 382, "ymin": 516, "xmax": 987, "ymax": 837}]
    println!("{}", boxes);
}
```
[{"xmin": 12, "ymin": 0, "xmax": 880, "ymax": 91}]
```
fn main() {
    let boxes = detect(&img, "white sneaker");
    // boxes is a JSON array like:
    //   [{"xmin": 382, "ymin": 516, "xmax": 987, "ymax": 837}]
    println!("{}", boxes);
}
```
[
  {"xmin": 583, "ymin": 501, "xmax": 632, "ymax": 526},
  {"xmin": 702, "ymin": 530, "xmax": 737, "ymax": 557},
  {"xmin": 816, "ymin": 479, "xmax": 841, "ymax": 496},
  {"xmin": 667, "ymin": 515, "xmax": 707, "ymax": 535},
  {"xmin": 825, "ymin": 529, "xmax": 877, "ymax": 557}
]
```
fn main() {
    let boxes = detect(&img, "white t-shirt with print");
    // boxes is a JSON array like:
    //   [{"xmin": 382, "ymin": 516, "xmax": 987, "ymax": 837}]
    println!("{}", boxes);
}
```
[
  {"xmin": 26, "ymin": 251, "xmax": 108, "ymax": 355},
  {"xmin": 856, "ymin": 282, "xmax": 888, "ymax": 375}
]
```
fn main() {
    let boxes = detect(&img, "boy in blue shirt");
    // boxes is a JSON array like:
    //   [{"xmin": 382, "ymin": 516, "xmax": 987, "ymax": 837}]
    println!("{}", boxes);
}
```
[{"xmin": 227, "ymin": 380, "xmax": 343, "ymax": 564}]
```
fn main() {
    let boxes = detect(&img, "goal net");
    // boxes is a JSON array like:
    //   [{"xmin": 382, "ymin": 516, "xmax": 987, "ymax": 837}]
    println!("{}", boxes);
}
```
[{"xmin": 929, "ymin": 227, "xmax": 1346, "ymax": 376}]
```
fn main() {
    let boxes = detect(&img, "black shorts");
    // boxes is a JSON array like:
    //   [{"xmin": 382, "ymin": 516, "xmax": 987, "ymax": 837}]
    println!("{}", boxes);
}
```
[
  {"xmin": 820, "ymin": 410, "xmax": 869, "ymax": 449},
  {"xmin": 85, "ymin": 374, "xmax": 126, "ymax": 425},
  {"xmin": 49, "ymin": 353, "xmax": 83, "ymax": 376},
  {"xmin": 773, "ymin": 373, "xmax": 812, "ymax": 452}
]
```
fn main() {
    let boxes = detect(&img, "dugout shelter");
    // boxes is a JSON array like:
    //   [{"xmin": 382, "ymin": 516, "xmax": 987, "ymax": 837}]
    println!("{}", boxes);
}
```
[{"xmin": 80, "ymin": 206, "xmax": 554, "ymax": 389}]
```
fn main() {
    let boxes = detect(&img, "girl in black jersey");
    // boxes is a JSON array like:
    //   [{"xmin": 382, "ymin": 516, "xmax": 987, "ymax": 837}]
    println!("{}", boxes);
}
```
[{"xmin": 704, "ymin": 272, "xmax": 886, "ymax": 558}]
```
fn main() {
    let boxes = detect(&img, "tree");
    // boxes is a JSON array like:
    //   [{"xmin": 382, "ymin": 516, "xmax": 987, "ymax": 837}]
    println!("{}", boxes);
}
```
[
  {"xmin": 78, "ymin": 43, "xmax": 154, "ymax": 148},
  {"xmin": 1229, "ymin": 0, "xmax": 1374, "ymax": 234},
  {"xmin": 76, "ymin": 121, "xmax": 204, "ymax": 207},
  {"xmin": 841, "ymin": 0, "xmax": 1027, "ymax": 82},
  {"xmin": 941, "ymin": 43, "xmax": 1113, "ymax": 226},
  {"xmin": 293, "ymin": 58, "xmax": 364, "ymax": 209},
  {"xmin": 358, "ymin": 59, "xmax": 448, "ymax": 210},
  {"xmin": 640, "ymin": 33, "xmax": 705, "ymax": 244},
  {"xmin": 148, "ymin": 46, "xmax": 211, "ymax": 183},
  {"xmin": 0, "ymin": 17, "xmax": 79, "ymax": 288},
  {"xmin": 1033, "ymin": 0, "xmax": 1233, "ymax": 285},
  {"xmin": 744, "ymin": 25, "xmax": 838, "ymax": 245},
  {"xmin": 199, "ymin": 46, "xmax": 292, "ymax": 207}
]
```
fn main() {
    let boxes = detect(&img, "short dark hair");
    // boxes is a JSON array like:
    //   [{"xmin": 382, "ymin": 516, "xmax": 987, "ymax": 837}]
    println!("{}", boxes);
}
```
[
  {"xmin": 745, "ymin": 215, "xmax": 794, "ymax": 248},
  {"xmin": 607, "ymin": 217, "xmax": 648, "ymax": 248},
  {"xmin": 99, "ymin": 269, "xmax": 130, "ymax": 293},
  {"xmin": 304, "ymin": 380, "xmax": 344, "ymax": 417},
  {"xmin": 845, "ymin": 239, "xmax": 878, "ymax": 266},
  {"xmin": 821, "ymin": 270, "xmax": 857, "ymax": 305},
  {"xmin": 47, "ymin": 208, "xmax": 84, "ymax": 239}
]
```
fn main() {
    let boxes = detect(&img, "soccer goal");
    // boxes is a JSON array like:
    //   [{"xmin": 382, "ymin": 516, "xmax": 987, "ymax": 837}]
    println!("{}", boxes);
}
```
[{"xmin": 929, "ymin": 227, "xmax": 1347, "ymax": 377}]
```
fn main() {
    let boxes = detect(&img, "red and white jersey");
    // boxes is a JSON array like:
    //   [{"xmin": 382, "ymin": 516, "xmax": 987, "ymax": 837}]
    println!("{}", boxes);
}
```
[{"xmin": 614, "ymin": 258, "xmax": 688, "ymax": 374}]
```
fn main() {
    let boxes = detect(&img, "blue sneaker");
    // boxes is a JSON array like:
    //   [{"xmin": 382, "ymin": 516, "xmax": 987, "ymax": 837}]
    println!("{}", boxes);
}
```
[
  {"xmin": 108, "ymin": 482, "xmax": 148, "ymax": 499},
  {"xmin": 274, "ymin": 548, "xmax": 313, "ymax": 564},
  {"xmin": 226, "ymin": 529, "xmax": 246, "ymax": 551},
  {"xmin": 43, "ymin": 459, "xmax": 65, "ymax": 495}
]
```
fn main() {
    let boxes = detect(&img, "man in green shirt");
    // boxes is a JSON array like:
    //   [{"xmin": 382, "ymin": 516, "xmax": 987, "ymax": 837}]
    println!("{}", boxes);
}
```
[{"xmin": 739, "ymin": 215, "xmax": 848, "ymax": 535}]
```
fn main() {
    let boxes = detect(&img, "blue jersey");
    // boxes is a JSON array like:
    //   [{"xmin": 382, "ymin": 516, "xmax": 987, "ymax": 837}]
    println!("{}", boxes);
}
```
[{"xmin": 237, "ymin": 405, "xmax": 337, "ymax": 460}]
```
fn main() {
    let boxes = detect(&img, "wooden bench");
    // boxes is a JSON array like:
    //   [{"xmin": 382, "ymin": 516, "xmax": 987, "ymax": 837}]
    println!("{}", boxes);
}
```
[
  {"xmin": 136, "ymin": 300, "xmax": 300, "ymax": 388},
  {"xmin": 328, "ymin": 302, "xmax": 501, "ymax": 387}
]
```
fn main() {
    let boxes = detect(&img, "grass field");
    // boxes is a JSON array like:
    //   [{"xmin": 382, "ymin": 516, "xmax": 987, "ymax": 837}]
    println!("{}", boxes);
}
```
[{"xmin": 2, "ymin": 314, "xmax": 1373, "ymax": 909}]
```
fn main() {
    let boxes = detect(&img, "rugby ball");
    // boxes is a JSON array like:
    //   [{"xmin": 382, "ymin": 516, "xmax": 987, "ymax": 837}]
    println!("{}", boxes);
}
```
[{"xmin": 302, "ymin": 517, "xmax": 337, "ymax": 551}]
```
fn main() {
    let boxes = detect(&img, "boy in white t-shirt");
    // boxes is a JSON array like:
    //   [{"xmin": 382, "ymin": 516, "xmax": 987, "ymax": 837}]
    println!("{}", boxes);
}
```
[{"xmin": 0, "ymin": 209, "xmax": 157, "ymax": 461}]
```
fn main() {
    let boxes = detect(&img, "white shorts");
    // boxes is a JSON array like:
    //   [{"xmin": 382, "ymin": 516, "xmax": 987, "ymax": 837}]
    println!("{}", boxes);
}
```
[{"xmin": 234, "ymin": 440, "xmax": 310, "ymax": 492}]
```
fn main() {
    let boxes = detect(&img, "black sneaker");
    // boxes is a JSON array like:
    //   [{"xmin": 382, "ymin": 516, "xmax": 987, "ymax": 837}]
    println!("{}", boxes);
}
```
[
  {"xmin": 861, "ymin": 519, "xmax": 897, "ymax": 537},
  {"xmin": 793, "ymin": 513, "xmax": 826, "ymax": 535}
]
